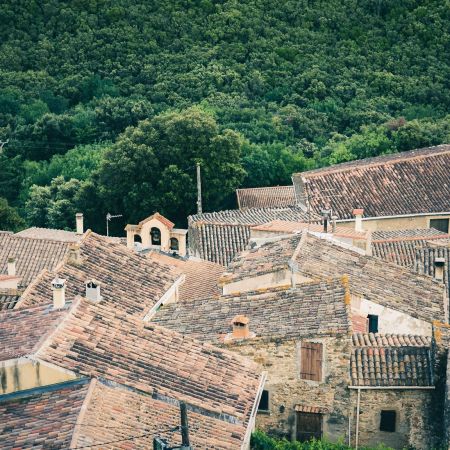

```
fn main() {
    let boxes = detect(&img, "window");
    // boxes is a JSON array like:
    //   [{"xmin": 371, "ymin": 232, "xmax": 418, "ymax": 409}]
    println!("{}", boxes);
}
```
[
  {"xmin": 300, "ymin": 342, "xmax": 323, "ymax": 382},
  {"xmin": 134, "ymin": 234, "xmax": 142, "ymax": 243},
  {"xmin": 258, "ymin": 390, "xmax": 269, "ymax": 412},
  {"xmin": 430, "ymin": 218, "xmax": 449, "ymax": 233},
  {"xmin": 368, "ymin": 314, "xmax": 379, "ymax": 333},
  {"xmin": 296, "ymin": 412, "xmax": 322, "ymax": 442},
  {"xmin": 151, "ymin": 227, "xmax": 161, "ymax": 245},
  {"xmin": 170, "ymin": 237, "xmax": 179, "ymax": 251},
  {"xmin": 380, "ymin": 410, "xmax": 396, "ymax": 432}
]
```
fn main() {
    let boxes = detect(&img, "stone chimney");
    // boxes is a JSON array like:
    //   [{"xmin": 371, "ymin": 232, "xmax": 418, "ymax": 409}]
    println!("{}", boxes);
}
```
[
  {"xmin": 434, "ymin": 257, "xmax": 445, "ymax": 282},
  {"xmin": 85, "ymin": 280, "xmax": 102, "ymax": 303},
  {"xmin": 353, "ymin": 208, "xmax": 364, "ymax": 232},
  {"xmin": 67, "ymin": 243, "xmax": 82, "ymax": 266},
  {"xmin": 7, "ymin": 257, "xmax": 16, "ymax": 276},
  {"xmin": 52, "ymin": 276, "xmax": 66, "ymax": 309},
  {"xmin": 231, "ymin": 315, "xmax": 250, "ymax": 339},
  {"xmin": 76, "ymin": 213, "xmax": 84, "ymax": 235}
]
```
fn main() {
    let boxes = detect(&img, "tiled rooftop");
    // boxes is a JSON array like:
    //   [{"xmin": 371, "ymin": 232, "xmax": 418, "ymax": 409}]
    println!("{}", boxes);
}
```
[
  {"xmin": 292, "ymin": 144, "xmax": 450, "ymax": 219},
  {"xmin": 15, "ymin": 227, "xmax": 80, "ymax": 242},
  {"xmin": 188, "ymin": 207, "xmax": 319, "ymax": 266},
  {"xmin": 295, "ymin": 233, "xmax": 445, "ymax": 323},
  {"xmin": 17, "ymin": 231, "xmax": 181, "ymax": 318},
  {"xmin": 0, "ymin": 233, "xmax": 70, "ymax": 288},
  {"xmin": 350, "ymin": 333, "xmax": 433, "ymax": 387},
  {"xmin": 152, "ymin": 279, "xmax": 351, "ymax": 344},
  {"xmin": 236, "ymin": 186, "xmax": 296, "ymax": 209},
  {"xmin": 0, "ymin": 289, "xmax": 21, "ymax": 311},
  {"xmin": 147, "ymin": 252, "xmax": 223, "ymax": 301}
]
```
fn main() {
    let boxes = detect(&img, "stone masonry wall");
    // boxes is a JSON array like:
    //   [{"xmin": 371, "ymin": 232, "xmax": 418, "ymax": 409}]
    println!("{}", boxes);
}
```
[
  {"xmin": 229, "ymin": 334, "xmax": 352, "ymax": 442},
  {"xmin": 350, "ymin": 389, "xmax": 435, "ymax": 449}
]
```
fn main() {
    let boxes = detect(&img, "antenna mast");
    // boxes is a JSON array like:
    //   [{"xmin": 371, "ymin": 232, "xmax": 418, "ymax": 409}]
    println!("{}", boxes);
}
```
[{"xmin": 196, "ymin": 162, "xmax": 202, "ymax": 214}]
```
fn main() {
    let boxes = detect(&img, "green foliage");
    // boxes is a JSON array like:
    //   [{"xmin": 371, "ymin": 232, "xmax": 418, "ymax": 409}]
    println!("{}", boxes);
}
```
[
  {"xmin": 250, "ymin": 430, "xmax": 393, "ymax": 450},
  {"xmin": 96, "ymin": 108, "xmax": 245, "ymax": 225},
  {"xmin": 0, "ymin": 0, "xmax": 449, "ymax": 230},
  {"xmin": 0, "ymin": 198, "xmax": 24, "ymax": 232}
]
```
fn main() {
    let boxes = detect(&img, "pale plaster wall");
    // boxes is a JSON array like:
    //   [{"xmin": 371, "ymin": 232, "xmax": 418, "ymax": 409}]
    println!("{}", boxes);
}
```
[
  {"xmin": 140, "ymin": 219, "xmax": 171, "ymax": 250},
  {"xmin": 0, "ymin": 359, "xmax": 76, "ymax": 395},
  {"xmin": 0, "ymin": 278, "xmax": 20, "ymax": 289},
  {"xmin": 351, "ymin": 296, "xmax": 432, "ymax": 336},
  {"xmin": 338, "ymin": 214, "xmax": 450, "ymax": 232}
]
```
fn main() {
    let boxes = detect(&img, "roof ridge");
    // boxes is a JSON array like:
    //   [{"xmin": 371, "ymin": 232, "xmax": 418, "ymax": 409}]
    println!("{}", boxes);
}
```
[
  {"xmin": 372, "ymin": 234, "xmax": 450, "ymax": 243},
  {"xmin": 299, "ymin": 145, "xmax": 450, "ymax": 178},
  {"xmin": 2, "ymin": 233, "xmax": 73, "ymax": 245},
  {"xmin": 236, "ymin": 185, "xmax": 293, "ymax": 192}
]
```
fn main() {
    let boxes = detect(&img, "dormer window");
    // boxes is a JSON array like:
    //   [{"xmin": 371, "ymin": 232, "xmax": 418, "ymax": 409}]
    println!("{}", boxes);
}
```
[{"xmin": 85, "ymin": 280, "xmax": 102, "ymax": 303}]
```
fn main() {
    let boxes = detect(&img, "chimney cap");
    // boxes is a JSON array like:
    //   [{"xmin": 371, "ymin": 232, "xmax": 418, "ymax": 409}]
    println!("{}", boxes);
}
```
[
  {"xmin": 7, "ymin": 256, "xmax": 15, "ymax": 263},
  {"xmin": 434, "ymin": 257, "xmax": 446, "ymax": 266},
  {"xmin": 231, "ymin": 314, "xmax": 249, "ymax": 326},
  {"xmin": 76, "ymin": 212, "xmax": 83, "ymax": 217},
  {"xmin": 352, "ymin": 208, "xmax": 364, "ymax": 216},
  {"xmin": 51, "ymin": 276, "xmax": 66, "ymax": 289}
]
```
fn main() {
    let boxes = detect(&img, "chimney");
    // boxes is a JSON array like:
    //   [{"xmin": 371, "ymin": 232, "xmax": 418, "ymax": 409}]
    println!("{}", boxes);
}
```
[
  {"xmin": 7, "ymin": 257, "xmax": 16, "ymax": 276},
  {"xmin": 67, "ymin": 243, "xmax": 82, "ymax": 266},
  {"xmin": 353, "ymin": 208, "xmax": 364, "ymax": 232},
  {"xmin": 434, "ymin": 257, "xmax": 445, "ymax": 282},
  {"xmin": 76, "ymin": 213, "xmax": 84, "ymax": 235},
  {"xmin": 85, "ymin": 280, "xmax": 102, "ymax": 303},
  {"xmin": 331, "ymin": 215, "xmax": 337, "ymax": 233},
  {"xmin": 231, "ymin": 315, "xmax": 250, "ymax": 339},
  {"xmin": 321, "ymin": 208, "xmax": 332, "ymax": 233},
  {"xmin": 51, "ymin": 276, "xmax": 66, "ymax": 309}
]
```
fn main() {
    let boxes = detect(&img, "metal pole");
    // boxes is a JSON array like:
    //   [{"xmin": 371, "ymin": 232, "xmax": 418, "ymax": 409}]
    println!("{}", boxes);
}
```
[
  {"xmin": 196, "ymin": 162, "xmax": 202, "ymax": 214},
  {"xmin": 180, "ymin": 401, "xmax": 192, "ymax": 450},
  {"xmin": 355, "ymin": 387, "xmax": 361, "ymax": 450}
]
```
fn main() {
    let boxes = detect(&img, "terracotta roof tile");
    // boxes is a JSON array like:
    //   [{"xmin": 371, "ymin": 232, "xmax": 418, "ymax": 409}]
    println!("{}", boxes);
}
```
[
  {"xmin": 152, "ymin": 279, "xmax": 351, "ymax": 344},
  {"xmin": 350, "ymin": 333, "xmax": 432, "ymax": 387},
  {"xmin": 0, "ymin": 289, "xmax": 21, "ymax": 311},
  {"xmin": 0, "ymin": 234, "xmax": 70, "ymax": 288},
  {"xmin": 236, "ymin": 186, "xmax": 296, "ymax": 209},
  {"xmin": 293, "ymin": 144, "xmax": 450, "ymax": 219},
  {"xmin": 15, "ymin": 227, "xmax": 80, "ymax": 242}
]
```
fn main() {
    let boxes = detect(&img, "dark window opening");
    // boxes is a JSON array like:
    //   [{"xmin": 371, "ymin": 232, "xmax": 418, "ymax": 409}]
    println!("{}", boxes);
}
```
[
  {"xmin": 296, "ymin": 412, "xmax": 322, "ymax": 442},
  {"xmin": 151, "ymin": 227, "xmax": 161, "ymax": 245},
  {"xmin": 368, "ymin": 314, "xmax": 379, "ymax": 333},
  {"xmin": 430, "ymin": 218, "xmax": 449, "ymax": 234},
  {"xmin": 134, "ymin": 234, "xmax": 142, "ymax": 243},
  {"xmin": 380, "ymin": 410, "xmax": 396, "ymax": 432},
  {"xmin": 170, "ymin": 237, "xmax": 179, "ymax": 251},
  {"xmin": 300, "ymin": 342, "xmax": 323, "ymax": 382},
  {"xmin": 258, "ymin": 390, "xmax": 269, "ymax": 412}
]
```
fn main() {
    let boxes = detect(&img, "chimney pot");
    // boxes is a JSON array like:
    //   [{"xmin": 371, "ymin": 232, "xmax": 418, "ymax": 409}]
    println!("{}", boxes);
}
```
[
  {"xmin": 51, "ymin": 276, "xmax": 66, "ymax": 309},
  {"xmin": 7, "ymin": 257, "xmax": 16, "ymax": 276},
  {"xmin": 76, "ymin": 213, "xmax": 84, "ymax": 235},
  {"xmin": 434, "ymin": 257, "xmax": 445, "ymax": 282},
  {"xmin": 85, "ymin": 280, "xmax": 102, "ymax": 303},
  {"xmin": 353, "ymin": 208, "xmax": 364, "ymax": 232},
  {"xmin": 231, "ymin": 315, "xmax": 250, "ymax": 339}
]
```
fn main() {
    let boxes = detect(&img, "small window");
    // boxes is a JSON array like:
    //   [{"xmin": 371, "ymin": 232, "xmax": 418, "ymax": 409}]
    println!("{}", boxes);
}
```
[
  {"xmin": 430, "ymin": 218, "xmax": 449, "ymax": 233},
  {"xmin": 300, "ymin": 342, "xmax": 323, "ymax": 382},
  {"xmin": 296, "ymin": 412, "xmax": 322, "ymax": 442},
  {"xmin": 258, "ymin": 390, "xmax": 269, "ymax": 412},
  {"xmin": 170, "ymin": 237, "xmax": 179, "ymax": 251},
  {"xmin": 380, "ymin": 410, "xmax": 396, "ymax": 432},
  {"xmin": 368, "ymin": 314, "xmax": 379, "ymax": 333},
  {"xmin": 151, "ymin": 227, "xmax": 161, "ymax": 245}
]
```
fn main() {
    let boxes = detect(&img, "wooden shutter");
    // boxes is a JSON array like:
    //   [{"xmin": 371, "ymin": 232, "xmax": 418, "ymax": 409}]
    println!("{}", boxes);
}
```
[
  {"xmin": 296, "ymin": 412, "xmax": 322, "ymax": 442},
  {"xmin": 300, "ymin": 342, "xmax": 323, "ymax": 381}
]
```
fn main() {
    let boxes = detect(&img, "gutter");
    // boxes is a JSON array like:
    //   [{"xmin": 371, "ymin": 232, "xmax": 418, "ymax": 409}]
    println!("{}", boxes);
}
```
[{"xmin": 242, "ymin": 371, "xmax": 267, "ymax": 450}]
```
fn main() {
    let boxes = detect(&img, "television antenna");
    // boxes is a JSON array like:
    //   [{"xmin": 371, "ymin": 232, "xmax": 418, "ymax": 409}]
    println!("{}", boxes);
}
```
[{"xmin": 106, "ymin": 213, "xmax": 123, "ymax": 236}]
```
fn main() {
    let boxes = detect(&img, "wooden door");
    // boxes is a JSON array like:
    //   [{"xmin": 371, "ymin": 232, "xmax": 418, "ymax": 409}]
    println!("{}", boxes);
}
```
[{"xmin": 296, "ymin": 412, "xmax": 322, "ymax": 442}]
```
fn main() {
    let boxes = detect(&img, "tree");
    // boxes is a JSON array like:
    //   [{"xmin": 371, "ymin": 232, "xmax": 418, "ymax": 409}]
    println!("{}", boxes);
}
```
[
  {"xmin": 97, "ymin": 108, "xmax": 245, "ymax": 225},
  {"xmin": 0, "ymin": 197, "xmax": 24, "ymax": 231}
]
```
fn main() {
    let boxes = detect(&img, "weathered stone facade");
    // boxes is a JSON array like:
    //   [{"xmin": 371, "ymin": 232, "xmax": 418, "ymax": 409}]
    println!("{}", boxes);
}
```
[{"xmin": 229, "ymin": 335, "xmax": 352, "ymax": 442}]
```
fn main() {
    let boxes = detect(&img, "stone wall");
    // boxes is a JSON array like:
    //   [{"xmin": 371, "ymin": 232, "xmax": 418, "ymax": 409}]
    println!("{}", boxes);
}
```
[
  {"xmin": 229, "ymin": 334, "xmax": 352, "ymax": 442},
  {"xmin": 350, "ymin": 389, "xmax": 435, "ymax": 449}
]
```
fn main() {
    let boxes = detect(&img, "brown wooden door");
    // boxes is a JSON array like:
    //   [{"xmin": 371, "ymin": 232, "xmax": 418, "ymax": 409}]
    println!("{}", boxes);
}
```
[
  {"xmin": 296, "ymin": 412, "xmax": 322, "ymax": 442},
  {"xmin": 300, "ymin": 342, "xmax": 323, "ymax": 381}
]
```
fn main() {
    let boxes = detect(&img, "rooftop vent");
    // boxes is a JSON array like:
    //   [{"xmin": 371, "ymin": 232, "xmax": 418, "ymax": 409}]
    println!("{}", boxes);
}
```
[
  {"xmin": 320, "ymin": 209, "xmax": 332, "ymax": 233},
  {"xmin": 434, "ymin": 257, "xmax": 446, "ymax": 282},
  {"xmin": 352, "ymin": 208, "xmax": 364, "ymax": 231},
  {"xmin": 7, "ymin": 257, "xmax": 16, "ymax": 276},
  {"xmin": 231, "ymin": 315, "xmax": 250, "ymax": 339},
  {"xmin": 85, "ymin": 280, "xmax": 102, "ymax": 303},
  {"xmin": 51, "ymin": 276, "xmax": 66, "ymax": 309}
]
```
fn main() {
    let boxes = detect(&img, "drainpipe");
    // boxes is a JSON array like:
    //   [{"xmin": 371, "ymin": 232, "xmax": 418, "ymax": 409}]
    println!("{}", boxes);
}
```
[{"xmin": 355, "ymin": 387, "xmax": 361, "ymax": 450}]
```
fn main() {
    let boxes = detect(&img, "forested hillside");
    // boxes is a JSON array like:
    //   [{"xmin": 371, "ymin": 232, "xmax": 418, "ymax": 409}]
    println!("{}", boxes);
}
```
[{"xmin": 0, "ymin": 0, "xmax": 449, "ymax": 233}]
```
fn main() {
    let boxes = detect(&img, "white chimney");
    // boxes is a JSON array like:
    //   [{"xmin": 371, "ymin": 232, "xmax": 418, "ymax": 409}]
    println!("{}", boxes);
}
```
[
  {"xmin": 353, "ymin": 208, "xmax": 364, "ymax": 231},
  {"xmin": 7, "ymin": 257, "xmax": 16, "ymax": 276},
  {"xmin": 85, "ymin": 280, "xmax": 102, "ymax": 303},
  {"xmin": 52, "ymin": 276, "xmax": 66, "ymax": 309},
  {"xmin": 434, "ymin": 257, "xmax": 445, "ymax": 282},
  {"xmin": 76, "ymin": 213, "xmax": 84, "ymax": 235}
]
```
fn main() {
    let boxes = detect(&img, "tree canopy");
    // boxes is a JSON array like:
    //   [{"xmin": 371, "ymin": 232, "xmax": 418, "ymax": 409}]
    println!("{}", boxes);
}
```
[{"xmin": 0, "ymin": 0, "xmax": 448, "ymax": 231}]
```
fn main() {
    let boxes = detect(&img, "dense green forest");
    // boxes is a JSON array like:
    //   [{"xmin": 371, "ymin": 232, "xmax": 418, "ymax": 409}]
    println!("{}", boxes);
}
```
[{"xmin": 0, "ymin": 0, "xmax": 449, "ymax": 233}]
